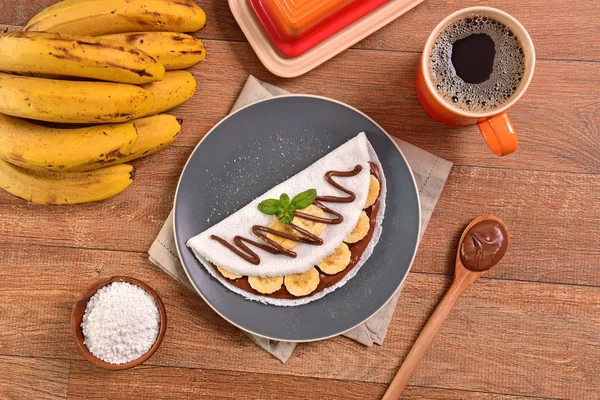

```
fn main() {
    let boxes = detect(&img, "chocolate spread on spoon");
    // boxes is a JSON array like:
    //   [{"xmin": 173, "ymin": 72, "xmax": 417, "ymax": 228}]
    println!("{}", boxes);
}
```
[
  {"xmin": 212, "ymin": 163, "xmax": 382, "ymax": 299},
  {"xmin": 460, "ymin": 219, "xmax": 508, "ymax": 272}
]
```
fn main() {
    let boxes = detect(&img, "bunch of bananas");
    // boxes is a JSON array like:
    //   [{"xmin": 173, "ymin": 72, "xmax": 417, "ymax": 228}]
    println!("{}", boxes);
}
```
[{"xmin": 0, "ymin": 0, "xmax": 206, "ymax": 205}]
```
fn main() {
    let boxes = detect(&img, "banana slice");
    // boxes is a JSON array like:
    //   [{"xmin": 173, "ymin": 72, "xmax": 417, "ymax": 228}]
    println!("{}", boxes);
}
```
[
  {"xmin": 248, "ymin": 275, "xmax": 283, "ymax": 294},
  {"xmin": 317, "ymin": 243, "xmax": 352, "ymax": 275},
  {"xmin": 364, "ymin": 175, "xmax": 381, "ymax": 209},
  {"xmin": 284, "ymin": 267, "xmax": 320, "ymax": 297},
  {"xmin": 294, "ymin": 204, "xmax": 327, "ymax": 236},
  {"xmin": 266, "ymin": 204, "xmax": 327, "ymax": 249},
  {"xmin": 216, "ymin": 266, "xmax": 242, "ymax": 280},
  {"xmin": 266, "ymin": 219, "xmax": 299, "ymax": 249},
  {"xmin": 345, "ymin": 211, "xmax": 370, "ymax": 244}
]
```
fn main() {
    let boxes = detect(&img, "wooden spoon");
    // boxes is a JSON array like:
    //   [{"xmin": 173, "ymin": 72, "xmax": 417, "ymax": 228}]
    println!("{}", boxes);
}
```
[{"xmin": 383, "ymin": 215, "xmax": 509, "ymax": 399}]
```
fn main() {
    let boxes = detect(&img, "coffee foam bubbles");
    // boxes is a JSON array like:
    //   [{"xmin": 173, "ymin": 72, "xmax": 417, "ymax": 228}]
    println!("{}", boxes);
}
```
[{"xmin": 429, "ymin": 14, "xmax": 526, "ymax": 113}]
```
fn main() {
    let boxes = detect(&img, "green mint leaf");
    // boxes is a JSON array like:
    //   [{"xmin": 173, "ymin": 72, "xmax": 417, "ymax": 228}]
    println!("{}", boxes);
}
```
[
  {"xmin": 257, "ymin": 199, "xmax": 280, "ymax": 215},
  {"xmin": 291, "ymin": 189, "xmax": 317, "ymax": 210},
  {"xmin": 257, "ymin": 192, "xmax": 299, "ymax": 224},
  {"xmin": 279, "ymin": 193, "xmax": 290, "ymax": 209},
  {"xmin": 279, "ymin": 209, "xmax": 295, "ymax": 225}
]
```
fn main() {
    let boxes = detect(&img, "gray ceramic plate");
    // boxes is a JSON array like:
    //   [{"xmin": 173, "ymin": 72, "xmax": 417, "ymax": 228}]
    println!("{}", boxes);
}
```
[{"xmin": 174, "ymin": 95, "xmax": 420, "ymax": 342}]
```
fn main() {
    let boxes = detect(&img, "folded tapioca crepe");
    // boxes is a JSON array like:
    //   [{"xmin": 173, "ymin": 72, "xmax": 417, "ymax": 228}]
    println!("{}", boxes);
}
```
[{"xmin": 187, "ymin": 132, "xmax": 387, "ymax": 306}]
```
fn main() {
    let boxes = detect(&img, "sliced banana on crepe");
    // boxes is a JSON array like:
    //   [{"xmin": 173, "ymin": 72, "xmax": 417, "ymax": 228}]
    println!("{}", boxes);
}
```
[
  {"xmin": 364, "ymin": 175, "xmax": 381, "ymax": 209},
  {"xmin": 318, "ymin": 243, "xmax": 352, "ymax": 275},
  {"xmin": 345, "ymin": 211, "xmax": 370, "ymax": 243},
  {"xmin": 248, "ymin": 275, "xmax": 284, "ymax": 294},
  {"xmin": 294, "ymin": 204, "xmax": 328, "ymax": 236},
  {"xmin": 217, "ymin": 266, "xmax": 243, "ymax": 280},
  {"xmin": 266, "ymin": 219, "xmax": 299, "ymax": 249},
  {"xmin": 284, "ymin": 267, "xmax": 320, "ymax": 296},
  {"xmin": 266, "ymin": 204, "xmax": 327, "ymax": 249}
]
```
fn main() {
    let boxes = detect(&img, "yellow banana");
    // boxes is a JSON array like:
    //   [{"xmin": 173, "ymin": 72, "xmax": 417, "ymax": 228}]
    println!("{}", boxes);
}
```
[
  {"xmin": 0, "ymin": 31, "xmax": 164, "ymax": 84},
  {"xmin": 0, "ymin": 113, "xmax": 138, "ymax": 172},
  {"xmin": 64, "ymin": 114, "xmax": 182, "ymax": 171},
  {"xmin": 25, "ymin": 0, "xmax": 95, "ymax": 24},
  {"xmin": 25, "ymin": 0, "xmax": 207, "ymax": 36},
  {"xmin": 125, "ymin": 114, "xmax": 182, "ymax": 161},
  {"xmin": 140, "ymin": 71, "xmax": 197, "ymax": 115},
  {"xmin": 0, "ymin": 159, "xmax": 134, "ymax": 205},
  {"xmin": 345, "ymin": 211, "xmax": 370, "ymax": 244},
  {"xmin": 0, "ymin": 72, "xmax": 155, "ymax": 123},
  {"xmin": 100, "ymin": 32, "xmax": 206, "ymax": 70}
]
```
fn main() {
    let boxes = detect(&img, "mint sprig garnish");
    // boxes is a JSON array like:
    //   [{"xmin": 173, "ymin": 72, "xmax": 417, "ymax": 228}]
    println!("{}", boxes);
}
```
[
  {"xmin": 278, "ymin": 193, "xmax": 290, "ymax": 211},
  {"xmin": 258, "ymin": 189, "xmax": 317, "ymax": 224},
  {"xmin": 290, "ymin": 189, "xmax": 317, "ymax": 210},
  {"xmin": 256, "ymin": 199, "xmax": 279, "ymax": 215}
]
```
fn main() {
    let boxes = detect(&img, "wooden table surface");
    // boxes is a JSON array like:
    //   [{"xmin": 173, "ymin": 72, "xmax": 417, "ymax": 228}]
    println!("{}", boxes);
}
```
[{"xmin": 1, "ymin": 1, "xmax": 599, "ymax": 399}]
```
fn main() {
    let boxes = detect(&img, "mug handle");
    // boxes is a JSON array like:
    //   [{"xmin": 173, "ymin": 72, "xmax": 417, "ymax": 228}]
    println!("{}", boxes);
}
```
[{"xmin": 477, "ymin": 113, "xmax": 519, "ymax": 156}]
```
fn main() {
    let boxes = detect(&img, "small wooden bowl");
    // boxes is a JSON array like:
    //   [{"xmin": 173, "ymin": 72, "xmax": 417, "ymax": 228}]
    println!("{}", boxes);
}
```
[{"xmin": 71, "ymin": 276, "xmax": 167, "ymax": 371}]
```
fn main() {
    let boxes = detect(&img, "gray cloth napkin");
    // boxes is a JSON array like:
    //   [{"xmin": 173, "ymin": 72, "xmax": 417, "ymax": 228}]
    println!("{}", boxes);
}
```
[{"xmin": 149, "ymin": 76, "xmax": 453, "ymax": 362}]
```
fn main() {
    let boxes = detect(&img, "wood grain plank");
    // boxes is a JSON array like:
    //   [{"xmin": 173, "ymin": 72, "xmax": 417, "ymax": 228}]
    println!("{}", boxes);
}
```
[
  {"xmin": 1, "ymin": 243, "xmax": 598, "ymax": 398},
  {"xmin": 0, "ymin": 32, "xmax": 596, "ymax": 173},
  {"xmin": 66, "ymin": 361, "xmax": 555, "ymax": 400},
  {"xmin": 0, "ymin": 287, "xmax": 75, "ymax": 360},
  {"xmin": 0, "ymin": 157, "xmax": 598, "ymax": 287},
  {"xmin": 3, "ymin": 0, "xmax": 599, "ymax": 61},
  {"xmin": 0, "ymin": 355, "xmax": 69, "ymax": 400},
  {"xmin": 67, "ymin": 361, "xmax": 386, "ymax": 400},
  {"xmin": 400, "ymin": 387, "xmax": 554, "ymax": 400}
]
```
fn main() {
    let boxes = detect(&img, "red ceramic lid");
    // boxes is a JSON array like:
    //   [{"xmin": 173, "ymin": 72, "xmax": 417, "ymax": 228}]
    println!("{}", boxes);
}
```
[{"xmin": 250, "ymin": 0, "xmax": 390, "ymax": 57}]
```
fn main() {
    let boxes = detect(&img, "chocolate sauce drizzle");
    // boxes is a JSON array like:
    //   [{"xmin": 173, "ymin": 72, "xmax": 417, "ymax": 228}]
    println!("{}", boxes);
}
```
[{"xmin": 210, "ymin": 164, "xmax": 364, "ymax": 264}]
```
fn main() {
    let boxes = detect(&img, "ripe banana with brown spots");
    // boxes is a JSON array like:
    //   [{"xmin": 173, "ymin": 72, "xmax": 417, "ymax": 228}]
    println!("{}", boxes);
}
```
[
  {"xmin": 0, "ymin": 159, "xmax": 135, "ymax": 205},
  {"xmin": 22, "ymin": 0, "xmax": 95, "ymax": 24},
  {"xmin": 82, "ymin": 114, "xmax": 182, "ymax": 169},
  {"xmin": 25, "ymin": 0, "xmax": 207, "ymax": 36},
  {"xmin": 0, "ymin": 113, "xmax": 138, "ymax": 172},
  {"xmin": 59, "ymin": 114, "xmax": 182, "ymax": 171},
  {"xmin": 0, "ymin": 31, "xmax": 164, "ymax": 84},
  {"xmin": 140, "ymin": 71, "xmax": 197, "ymax": 115},
  {"xmin": 0, "ymin": 72, "xmax": 155, "ymax": 123},
  {"xmin": 100, "ymin": 32, "xmax": 206, "ymax": 70}
]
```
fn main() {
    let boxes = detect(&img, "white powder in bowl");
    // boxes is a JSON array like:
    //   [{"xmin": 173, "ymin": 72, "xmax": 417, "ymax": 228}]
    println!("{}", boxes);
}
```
[{"xmin": 81, "ymin": 281, "xmax": 160, "ymax": 365}]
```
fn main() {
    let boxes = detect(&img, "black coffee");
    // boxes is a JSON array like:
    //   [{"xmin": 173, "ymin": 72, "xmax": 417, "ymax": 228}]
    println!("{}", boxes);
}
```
[
  {"xmin": 451, "ymin": 33, "xmax": 495, "ymax": 84},
  {"xmin": 429, "ymin": 14, "xmax": 525, "ymax": 112}
]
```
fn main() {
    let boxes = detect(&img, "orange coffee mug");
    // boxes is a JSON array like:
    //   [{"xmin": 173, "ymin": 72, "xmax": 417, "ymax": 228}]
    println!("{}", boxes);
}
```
[{"xmin": 416, "ymin": 7, "xmax": 535, "ymax": 156}]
